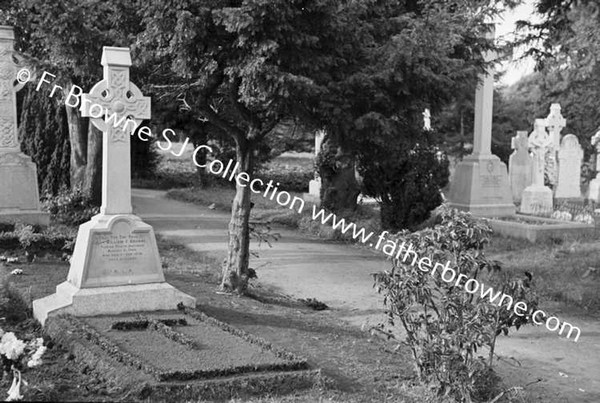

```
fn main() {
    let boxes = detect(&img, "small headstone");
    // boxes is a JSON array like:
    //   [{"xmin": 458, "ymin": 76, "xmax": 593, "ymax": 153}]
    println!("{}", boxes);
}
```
[
  {"xmin": 306, "ymin": 130, "xmax": 325, "ymax": 202},
  {"xmin": 508, "ymin": 131, "xmax": 532, "ymax": 202},
  {"xmin": 33, "ymin": 47, "xmax": 195, "ymax": 325},
  {"xmin": 423, "ymin": 108, "xmax": 431, "ymax": 131},
  {"xmin": 0, "ymin": 26, "xmax": 49, "ymax": 226},
  {"xmin": 521, "ymin": 119, "xmax": 553, "ymax": 214},
  {"xmin": 554, "ymin": 134, "xmax": 583, "ymax": 199}
]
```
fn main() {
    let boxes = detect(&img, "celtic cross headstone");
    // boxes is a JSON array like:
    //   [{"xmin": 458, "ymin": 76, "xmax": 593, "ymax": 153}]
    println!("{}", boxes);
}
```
[
  {"xmin": 0, "ymin": 26, "xmax": 49, "ymax": 226},
  {"xmin": 33, "ymin": 47, "xmax": 194, "ymax": 325}
]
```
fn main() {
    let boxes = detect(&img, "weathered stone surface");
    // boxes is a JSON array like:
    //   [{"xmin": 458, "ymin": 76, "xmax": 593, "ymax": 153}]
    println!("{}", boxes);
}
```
[
  {"xmin": 0, "ymin": 26, "xmax": 48, "ymax": 226},
  {"xmin": 448, "ymin": 25, "xmax": 515, "ymax": 217},
  {"xmin": 508, "ymin": 131, "xmax": 532, "ymax": 203},
  {"xmin": 555, "ymin": 134, "xmax": 583, "ymax": 199},
  {"xmin": 33, "ymin": 47, "xmax": 194, "ymax": 325}
]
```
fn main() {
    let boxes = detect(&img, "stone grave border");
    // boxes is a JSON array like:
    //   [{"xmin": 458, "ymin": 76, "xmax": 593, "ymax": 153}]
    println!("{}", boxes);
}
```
[{"xmin": 44, "ymin": 306, "xmax": 320, "ymax": 400}]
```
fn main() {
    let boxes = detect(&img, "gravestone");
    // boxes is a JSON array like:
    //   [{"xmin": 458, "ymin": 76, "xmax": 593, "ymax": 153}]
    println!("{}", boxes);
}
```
[
  {"xmin": 588, "ymin": 130, "xmax": 600, "ymax": 203},
  {"xmin": 544, "ymin": 103, "xmax": 565, "ymax": 189},
  {"xmin": 0, "ymin": 26, "xmax": 49, "ymax": 226},
  {"xmin": 33, "ymin": 47, "xmax": 195, "ymax": 325},
  {"xmin": 306, "ymin": 129, "xmax": 325, "ymax": 203},
  {"xmin": 554, "ymin": 134, "xmax": 583, "ymax": 199},
  {"xmin": 508, "ymin": 131, "xmax": 532, "ymax": 203},
  {"xmin": 448, "ymin": 25, "xmax": 515, "ymax": 217},
  {"xmin": 521, "ymin": 119, "xmax": 553, "ymax": 214},
  {"xmin": 423, "ymin": 108, "xmax": 431, "ymax": 131}
]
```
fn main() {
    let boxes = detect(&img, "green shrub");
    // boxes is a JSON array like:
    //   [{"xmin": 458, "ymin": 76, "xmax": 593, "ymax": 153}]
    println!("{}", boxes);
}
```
[
  {"xmin": 41, "ymin": 187, "xmax": 100, "ymax": 226},
  {"xmin": 373, "ymin": 208, "xmax": 538, "ymax": 402},
  {"xmin": 255, "ymin": 165, "xmax": 313, "ymax": 193}
]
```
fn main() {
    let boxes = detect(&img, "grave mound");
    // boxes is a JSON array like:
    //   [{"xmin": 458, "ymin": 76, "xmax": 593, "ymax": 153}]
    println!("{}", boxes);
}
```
[{"xmin": 45, "ymin": 306, "xmax": 320, "ymax": 401}]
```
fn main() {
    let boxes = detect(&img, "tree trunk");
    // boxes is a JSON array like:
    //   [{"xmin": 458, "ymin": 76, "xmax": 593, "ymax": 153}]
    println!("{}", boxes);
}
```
[
  {"xmin": 319, "ymin": 137, "xmax": 360, "ymax": 212},
  {"xmin": 220, "ymin": 139, "xmax": 254, "ymax": 293},
  {"xmin": 65, "ymin": 98, "xmax": 87, "ymax": 189},
  {"xmin": 84, "ymin": 122, "xmax": 103, "ymax": 205}
]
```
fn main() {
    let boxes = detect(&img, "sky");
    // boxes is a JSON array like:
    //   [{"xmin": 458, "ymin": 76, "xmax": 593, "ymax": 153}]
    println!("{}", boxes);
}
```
[{"xmin": 496, "ymin": 0, "xmax": 540, "ymax": 86}]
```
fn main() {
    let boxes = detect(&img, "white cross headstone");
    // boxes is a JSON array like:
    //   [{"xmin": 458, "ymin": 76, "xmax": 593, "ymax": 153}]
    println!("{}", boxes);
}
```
[
  {"xmin": 33, "ymin": 46, "xmax": 194, "ymax": 326},
  {"xmin": 0, "ymin": 26, "xmax": 48, "ymax": 226},
  {"xmin": 521, "ymin": 119, "xmax": 553, "ymax": 214},
  {"xmin": 80, "ymin": 48, "xmax": 150, "ymax": 215},
  {"xmin": 545, "ymin": 103, "xmax": 566, "ymax": 153}
]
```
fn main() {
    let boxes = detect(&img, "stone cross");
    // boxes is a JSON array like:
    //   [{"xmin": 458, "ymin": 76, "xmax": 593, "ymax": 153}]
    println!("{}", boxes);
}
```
[
  {"xmin": 545, "ymin": 103, "xmax": 566, "ymax": 152},
  {"xmin": 508, "ymin": 131, "xmax": 533, "ymax": 202},
  {"xmin": 80, "ymin": 47, "xmax": 150, "ymax": 215},
  {"xmin": 0, "ymin": 26, "xmax": 25, "ymax": 151},
  {"xmin": 472, "ymin": 25, "xmax": 496, "ymax": 156},
  {"xmin": 423, "ymin": 108, "xmax": 431, "ymax": 131},
  {"xmin": 528, "ymin": 119, "xmax": 552, "ymax": 186}
]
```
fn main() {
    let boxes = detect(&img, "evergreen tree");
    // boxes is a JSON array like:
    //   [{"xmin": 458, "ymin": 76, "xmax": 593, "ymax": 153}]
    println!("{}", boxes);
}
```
[{"xmin": 18, "ymin": 85, "xmax": 70, "ymax": 196}]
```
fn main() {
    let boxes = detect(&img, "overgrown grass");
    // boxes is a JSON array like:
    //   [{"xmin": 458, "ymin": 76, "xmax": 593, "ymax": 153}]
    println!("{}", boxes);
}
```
[{"xmin": 487, "ymin": 233, "xmax": 600, "ymax": 312}]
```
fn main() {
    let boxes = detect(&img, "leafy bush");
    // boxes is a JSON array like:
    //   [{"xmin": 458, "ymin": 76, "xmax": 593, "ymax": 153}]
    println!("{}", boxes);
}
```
[
  {"xmin": 357, "ymin": 125, "xmax": 449, "ymax": 231},
  {"xmin": 373, "ymin": 208, "xmax": 539, "ymax": 402},
  {"xmin": 41, "ymin": 187, "xmax": 100, "ymax": 226},
  {"xmin": 255, "ymin": 164, "xmax": 313, "ymax": 193}
]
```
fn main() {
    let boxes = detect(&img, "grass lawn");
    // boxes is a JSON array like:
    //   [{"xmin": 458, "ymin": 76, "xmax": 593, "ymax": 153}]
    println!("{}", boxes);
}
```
[{"xmin": 1, "ymin": 235, "xmax": 460, "ymax": 403}]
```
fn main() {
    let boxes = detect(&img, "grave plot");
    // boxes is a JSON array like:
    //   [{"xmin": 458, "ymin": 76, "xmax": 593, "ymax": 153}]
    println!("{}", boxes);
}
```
[{"xmin": 44, "ymin": 307, "xmax": 320, "ymax": 401}]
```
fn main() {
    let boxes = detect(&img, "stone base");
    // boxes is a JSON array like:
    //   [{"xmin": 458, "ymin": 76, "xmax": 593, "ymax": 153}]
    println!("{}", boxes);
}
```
[
  {"xmin": 0, "ymin": 209, "xmax": 49, "ymax": 226},
  {"xmin": 302, "ymin": 193, "xmax": 320, "ymax": 205},
  {"xmin": 448, "ymin": 153, "xmax": 515, "ymax": 217},
  {"xmin": 0, "ymin": 152, "xmax": 48, "ymax": 226},
  {"xmin": 588, "ymin": 178, "xmax": 600, "ymax": 203},
  {"xmin": 32, "ymin": 281, "xmax": 196, "ymax": 326},
  {"xmin": 520, "ymin": 185, "xmax": 553, "ymax": 214}
]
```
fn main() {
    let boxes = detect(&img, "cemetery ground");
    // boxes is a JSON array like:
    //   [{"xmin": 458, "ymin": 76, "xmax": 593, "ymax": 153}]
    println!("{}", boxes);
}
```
[{"xmin": 1, "ymin": 147, "xmax": 599, "ymax": 401}]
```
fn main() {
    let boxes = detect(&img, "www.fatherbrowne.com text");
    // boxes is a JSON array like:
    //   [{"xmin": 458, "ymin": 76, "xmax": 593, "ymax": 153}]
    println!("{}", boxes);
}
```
[{"xmin": 20, "ymin": 67, "xmax": 581, "ymax": 342}]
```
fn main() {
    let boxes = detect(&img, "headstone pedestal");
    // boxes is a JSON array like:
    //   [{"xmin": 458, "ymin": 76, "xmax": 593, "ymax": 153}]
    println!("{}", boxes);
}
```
[
  {"xmin": 448, "ymin": 25, "xmax": 515, "ymax": 217},
  {"xmin": 0, "ymin": 26, "xmax": 49, "ymax": 226},
  {"xmin": 33, "ymin": 47, "xmax": 194, "ymax": 325}
]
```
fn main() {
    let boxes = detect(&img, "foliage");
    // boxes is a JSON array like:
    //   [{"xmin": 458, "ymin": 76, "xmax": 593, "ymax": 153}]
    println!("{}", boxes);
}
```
[
  {"xmin": 17, "ymin": 85, "xmax": 71, "ymax": 196},
  {"xmin": 255, "ymin": 164, "xmax": 313, "ymax": 193},
  {"xmin": 41, "ymin": 187, "xmax": 99, "ymax": 226},
  {"xmin": 373, "ymin": 208, "xmax": 539, "ymax": 402},
  {"xmin": 358, "ymin": 127, "xmax": 449, "ymax": 231}
]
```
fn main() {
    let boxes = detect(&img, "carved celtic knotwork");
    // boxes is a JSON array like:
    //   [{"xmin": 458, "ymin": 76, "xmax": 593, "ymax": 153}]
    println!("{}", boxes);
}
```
[{"xmin": 0, "ymin": 117, "xmax": 17, "ymax": 148}]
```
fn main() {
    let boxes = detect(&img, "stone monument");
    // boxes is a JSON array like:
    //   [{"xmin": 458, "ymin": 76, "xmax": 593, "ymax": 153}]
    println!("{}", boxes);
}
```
[
  {"xmin": 33, "ymin": 47, "xmax": 195, "ymax": 326},
  {"xmin": 423, "ymin": 108, "xmax": 432, "ymax": 131},
  {"xmin": 588, "ymin": 130, "xmax": 600, "ymax": 203},
  {"xmin": 544, "ymin": 103, "xmax": 566, "ymax": 189},
  {"xmin": 520, "ymin": 119, "xmax": 553, "ymax": 214},
  {"xmin": 0, "ymin": 26, "xmax": 49, "ymax": 226},
  {"xmin": 554, "ymin": 134, "xmax": 583, "ymax": 199},
  {"xmin": 508, "ymin": 131, "xmax": 532, "ymax": 203},
  {"xmin": 306, "ymin": 129, "xmax": 325, "ymax": 203},
  {"xmin": 448, "ymin": 25, "xmax": 515, "ymax": 217}
]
